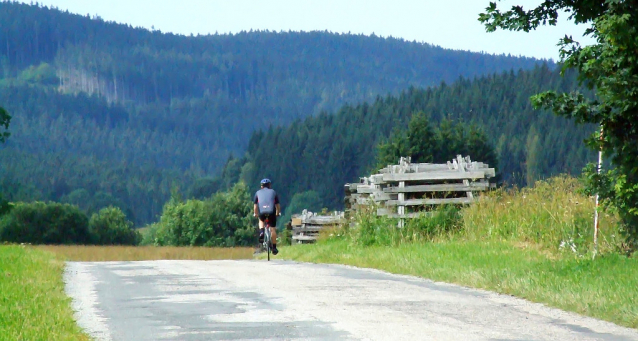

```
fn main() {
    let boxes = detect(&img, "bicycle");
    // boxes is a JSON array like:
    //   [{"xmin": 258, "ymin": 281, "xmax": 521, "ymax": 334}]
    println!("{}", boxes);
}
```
[{"xmin": 262, "ymin": 214, "xmax": 274, "ymax": 261}]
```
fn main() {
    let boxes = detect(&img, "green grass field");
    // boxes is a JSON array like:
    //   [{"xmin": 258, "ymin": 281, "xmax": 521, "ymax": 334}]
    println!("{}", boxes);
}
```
[{"xmin": 0, "ymin": 245, "xmax": 89, "ymax": 341}]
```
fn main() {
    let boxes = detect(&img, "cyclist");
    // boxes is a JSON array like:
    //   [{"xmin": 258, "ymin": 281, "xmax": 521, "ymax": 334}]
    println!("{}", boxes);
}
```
[{"xmin": 254, "ymin": 178, "xmax": 281, "ymax": 255}]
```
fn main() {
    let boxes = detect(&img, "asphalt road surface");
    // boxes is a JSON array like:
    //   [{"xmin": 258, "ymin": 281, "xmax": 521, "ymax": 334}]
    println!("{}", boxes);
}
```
[{"xmin": 64, "ymin": 260, "xmax": 638, "ymax": 341}]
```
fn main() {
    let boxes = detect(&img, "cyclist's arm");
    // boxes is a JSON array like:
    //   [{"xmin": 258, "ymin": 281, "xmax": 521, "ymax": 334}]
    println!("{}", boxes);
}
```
[
  {"xmin": 254, "ymin": 204, "xmax": 259, "ymax": 217},
  {"xmin": 276, "ymin": 203, "xmax": 281, "ymax": 216}
]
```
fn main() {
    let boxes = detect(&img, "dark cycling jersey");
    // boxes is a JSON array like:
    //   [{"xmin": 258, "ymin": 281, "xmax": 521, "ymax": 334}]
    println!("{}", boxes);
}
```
[{"xmin": 254, "ymin": 188, "xmax": 279, "ymax": 215}]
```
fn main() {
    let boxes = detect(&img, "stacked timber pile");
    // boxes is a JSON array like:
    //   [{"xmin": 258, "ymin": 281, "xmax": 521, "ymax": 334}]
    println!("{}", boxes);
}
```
[
  {"xmin": 290, "ymin": 210, "xmax": 345, "ymax": 243},
  {"xmin": 345, "ymin": 155, "xmax": 495, "ymax": 218}
]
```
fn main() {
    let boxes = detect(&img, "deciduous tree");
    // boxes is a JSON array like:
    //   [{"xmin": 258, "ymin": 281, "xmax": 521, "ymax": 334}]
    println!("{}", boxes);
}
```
[{"xmin": 480, "ymin": 1, "xmax": 638, "ymax": 244}]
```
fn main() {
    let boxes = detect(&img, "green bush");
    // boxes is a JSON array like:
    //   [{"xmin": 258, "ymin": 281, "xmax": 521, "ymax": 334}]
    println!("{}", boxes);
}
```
[
  {"xmin": 0, "ymin": 202, "xmax": 91, "ymax": 244},
  {"xmin": 0, "ymin": 194, "xmax": 12, "ymax": 217},
  {"xmin": 89, "ymin": 207, "xmax": 140, "ymax": 245},
  {"xmin": 153, "ymin": 182, "xmax": 255, "ymax": 247}
]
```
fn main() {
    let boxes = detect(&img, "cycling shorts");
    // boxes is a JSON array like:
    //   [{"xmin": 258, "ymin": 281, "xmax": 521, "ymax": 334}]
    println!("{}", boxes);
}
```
[{"xmin": 258, "ymin": 213, "xmax": 277, "ymax": 228}]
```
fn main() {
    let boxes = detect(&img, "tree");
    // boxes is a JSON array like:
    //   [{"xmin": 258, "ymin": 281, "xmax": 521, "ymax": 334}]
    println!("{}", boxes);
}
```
[
  {"xmin": 280, "ymin": 190, "xmax": 323, "ymax": 227},
  {"xmin": 407, "ymin": 112, "xmax": 437, "ymax": 163},
  {"xmin": 0, "ymin": 106, "xmax": 10, "ymax": 216},
  {"xmin": 0, "ymin": 106, "xmax": 9, "ymax": 143},
  {"xmin": 480, "ymin": 1, "xmax": 638, "ymax": 245},
  {"xmin": 89, "ymin": 206, "xmax": 139, "ymax": 245}
]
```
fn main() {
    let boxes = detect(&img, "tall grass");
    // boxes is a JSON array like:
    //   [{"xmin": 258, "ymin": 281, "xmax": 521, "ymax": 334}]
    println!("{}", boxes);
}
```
[
  {"xmin": 343, "ymin": 205, "xmax": 461, "ymax": 246},
  {"xmin": 338, "ymin": 176, "xmax": 623, "ymax": 256},
  {"xmin": 462, "ymin": 176, "xmax": 623, "ymax": 255}
]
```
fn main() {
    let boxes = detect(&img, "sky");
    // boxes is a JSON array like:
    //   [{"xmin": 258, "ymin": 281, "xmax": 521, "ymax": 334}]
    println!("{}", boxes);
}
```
[{"xmin": 20, "ymin": 0, "xmax": 595, "ymax": 60}]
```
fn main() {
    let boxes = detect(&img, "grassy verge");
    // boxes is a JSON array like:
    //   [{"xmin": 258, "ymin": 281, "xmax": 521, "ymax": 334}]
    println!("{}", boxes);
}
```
[
  {"xmin": 0, "ymin": 245, "xmax": 253, "ymax": 340},
  {"xmin": 37, "ymin": 245, "xmax": 255, "ymax": 261},
  {"xmin": 277, "ymin": 176, "xmax": 638, "ymax": 328},
  {"xmin": 279, "ymin": 240, "xmax": 638, "ymax": 328},
  {"xmin": 0, "ymin": 245, "xmax": 89, "ymax": 340}
]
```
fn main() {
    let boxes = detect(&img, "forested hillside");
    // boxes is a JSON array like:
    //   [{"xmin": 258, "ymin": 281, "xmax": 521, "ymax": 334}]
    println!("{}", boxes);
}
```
[
  {"xmin": 215, "ymin": 64, "xmax": 595, "ymax": 211},
  {"xmin": 0, "ymin": 2, "xmax": 544, "ymax": 225}
]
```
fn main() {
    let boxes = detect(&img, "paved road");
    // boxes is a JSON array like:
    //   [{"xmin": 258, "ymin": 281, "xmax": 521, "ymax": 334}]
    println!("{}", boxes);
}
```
[{"xmin": 64, "ymin": 260, "xmax": 638, "ymax": 341}]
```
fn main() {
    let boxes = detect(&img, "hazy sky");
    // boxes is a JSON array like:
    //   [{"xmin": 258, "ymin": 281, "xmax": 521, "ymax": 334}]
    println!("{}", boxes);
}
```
[{"xmin": 20, "ymin": 0, "xmax": 595, "ymax": 60}]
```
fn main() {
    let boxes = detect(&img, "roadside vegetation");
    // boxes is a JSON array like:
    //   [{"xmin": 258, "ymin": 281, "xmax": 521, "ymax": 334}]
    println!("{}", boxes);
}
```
[
  {"xmin": 37, "ymin": 245, "xmax": 254, "ymax": 261},
  {"xmin": 279, "ymin": 176, "xmax": 638, "ymax": 328},
  {"xmin": 0, "ymin": 245, "xmax": 89, "ymax": 340}
]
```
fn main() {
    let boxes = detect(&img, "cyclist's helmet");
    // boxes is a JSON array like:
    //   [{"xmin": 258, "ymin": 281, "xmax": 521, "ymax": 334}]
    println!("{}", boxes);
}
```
[{"xmin": 260, "ymin": 178, "xmax": 271, "ymax": 186}]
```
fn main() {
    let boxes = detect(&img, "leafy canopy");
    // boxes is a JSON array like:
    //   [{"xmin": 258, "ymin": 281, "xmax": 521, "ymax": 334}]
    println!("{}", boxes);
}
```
[
  {"xmin": 377, "ymin": 113, "xmax": 497, "ymax": 172},
  {"xmin": 480, "ymin": 1, "xmax": 638, "ymax": 243}
]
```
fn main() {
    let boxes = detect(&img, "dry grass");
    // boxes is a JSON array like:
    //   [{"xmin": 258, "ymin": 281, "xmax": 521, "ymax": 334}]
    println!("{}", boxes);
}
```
[
  {"xmin": 461, "ymin": 176, "xmax": 623, "ymax": 255},
  {"xmin": 34, "ymin": 245, "xmax": 255, "ymax": 261}
]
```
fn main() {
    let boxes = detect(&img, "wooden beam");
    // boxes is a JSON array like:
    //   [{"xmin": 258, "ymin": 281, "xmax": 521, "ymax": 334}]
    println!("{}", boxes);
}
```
[
  {"xmin": 356, "ymin": 187, "xmax": 380, "ymax": 194},
  {"xmin": 292, "ymin": 235, "xmax": 317, "ymax": 241},
  {"xmin": 382, "ymin": 170, "xmax": 494, "ymax": 182},
  {"xmin": 382, "ymin": 213, "xmax": 433, "ymax": 219},
  {"xmin": 385, "ymin": 197, "xmax": 473, "ymax": 206},
  {"xmin": 383, "ymin": 183, "xmax": 489, "ymax": 193}
]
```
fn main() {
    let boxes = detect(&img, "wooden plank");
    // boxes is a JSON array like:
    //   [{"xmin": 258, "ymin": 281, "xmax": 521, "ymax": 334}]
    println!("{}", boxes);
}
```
[
  {"xmin": 356, "ymin": 186, "xmax": 380, "ymax": 194},
  {"xmin": 383, "ymin": 183, "xmax": 489, "ymax": 193},
  {"xmin": 382, "ymin": 170, "xmax": 494, "ymax": 182},
  {"xmin": 355, "ymin": 197, "xmax": 375, "ymax": 205},
  {"xmin": 300, "ymin": 219, "xmax": 342, "ymax": 225},
  {"xmin": 385, "ymin": 197, "xmax": 473, "ymax": 206},
  {"xmin": 377, "ymin": 208, "xmax": 393, "ymax": 216},
  {"xmin": 292, "ymin": 235, "xmax": 317, "ymax": 241},
  {"xmin": 292, "ymin": 227, "xmax": 323, "ymax": 232},
  {"xmin": 383, "ymin": 212, "xmax": 434, "ymax": 219},
  {"xmin": 372, "ymin": 192, "xmax": 394, "ymax": 201}
]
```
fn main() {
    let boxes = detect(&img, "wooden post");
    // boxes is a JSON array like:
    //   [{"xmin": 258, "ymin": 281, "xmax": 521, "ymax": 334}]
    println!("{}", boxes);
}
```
[
  {"xmin": 398, "ymin": 180, "xmax": 405, "ymax": 227},
  {"xmin": 457, "ymin": 155, "xmax": 474, "ymax": 201},
  {"xmin": 593, "ymin": 127, "xmax": 604, "ymax": 258}
]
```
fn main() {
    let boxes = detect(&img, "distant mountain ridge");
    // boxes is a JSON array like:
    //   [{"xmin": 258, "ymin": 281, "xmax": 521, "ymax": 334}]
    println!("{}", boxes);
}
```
[{"xmin": 0, "ymin": 1, "xmax": 549, "ymax": 225}]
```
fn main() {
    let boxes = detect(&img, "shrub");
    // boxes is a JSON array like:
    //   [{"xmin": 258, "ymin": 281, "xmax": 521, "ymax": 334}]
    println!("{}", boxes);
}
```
[
  {"xmin": 0, "ymin": 194, "xmax": 12, "ymax": 216},
  {"xmin": 89, "ymin": 207, "xmax": 140, "ymax": 245},
  {"xmin": 153, "ymin": 182, "xmax": 255, "ymax": 247},
  {"xmin": 0, "ymin": 202, "xmax": 90, "ymax": 245}
]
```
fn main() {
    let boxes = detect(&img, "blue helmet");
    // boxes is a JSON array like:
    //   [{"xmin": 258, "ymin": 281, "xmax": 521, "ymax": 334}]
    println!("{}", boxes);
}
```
[{"xmin": 260, "ymin": 178, "xmax": 271, "ymax": 186}]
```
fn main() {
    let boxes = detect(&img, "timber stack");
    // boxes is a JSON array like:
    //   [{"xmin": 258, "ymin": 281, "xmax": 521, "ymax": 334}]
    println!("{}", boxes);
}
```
[
  {"xmin": 290, "ymin": 210, "xmax": 345, "ymax": 244},
  {"xmin": 345, "ymin": 155, "xmax": 495, "ymax": 219}
]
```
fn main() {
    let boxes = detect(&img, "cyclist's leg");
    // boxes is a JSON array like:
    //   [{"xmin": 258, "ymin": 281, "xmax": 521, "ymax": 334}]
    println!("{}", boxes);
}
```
[
  {"xmin": 257, "ymin": 214, "xmax": 266, "ymax": 243},
  {"xmin": 270, "ymin": 215, "xmax": 278, "ymax": 254}
]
